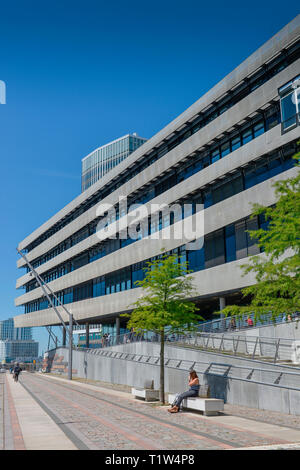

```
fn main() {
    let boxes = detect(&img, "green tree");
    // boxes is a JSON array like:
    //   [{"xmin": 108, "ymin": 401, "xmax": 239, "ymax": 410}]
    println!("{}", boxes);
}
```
[
  {"xmin": 219, "ymin": 153, "xmax": 300, "ymax": 324},
  {"xmin": 123, "ymin": 252, "xmax": 200, "ymax": 403}
]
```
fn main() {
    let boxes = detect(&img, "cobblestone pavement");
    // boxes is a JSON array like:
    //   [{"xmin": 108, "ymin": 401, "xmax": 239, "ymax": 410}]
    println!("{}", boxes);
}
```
[
  {"xmin": 8, "ymin": 372, "xmax": 300, "ymax": 450},
  {"xmin": 224, "ymin": 403, "xmax": 300, "ymax": 430}
]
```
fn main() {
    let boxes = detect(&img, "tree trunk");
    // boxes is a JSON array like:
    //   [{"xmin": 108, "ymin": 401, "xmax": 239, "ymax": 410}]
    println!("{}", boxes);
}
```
[{"xmin": 160, "ymin": 329, "xmax": 165, "ymax": 403}]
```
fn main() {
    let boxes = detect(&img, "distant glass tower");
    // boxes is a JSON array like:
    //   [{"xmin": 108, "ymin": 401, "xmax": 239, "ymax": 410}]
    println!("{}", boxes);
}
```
[
  {"xmin": 0, "ymin": 317, "xmax": 32, "ymax": 340},
  {"xmin": 0, "ymin": 318, "xmax": 38, "ymax": 363},
  {"xmin": 81, "ymin": 133, "xmax": 147, "ymax": 192}
]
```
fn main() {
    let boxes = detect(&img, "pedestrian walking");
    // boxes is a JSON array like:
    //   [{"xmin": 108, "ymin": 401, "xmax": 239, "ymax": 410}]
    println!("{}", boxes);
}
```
[
  {"xmin": 230, "ymin": 317, "xmax": 236, "ymax": 330},
  {"xmin": 13, "ymin": 363, "xmax": 22, "ymax": 382}
]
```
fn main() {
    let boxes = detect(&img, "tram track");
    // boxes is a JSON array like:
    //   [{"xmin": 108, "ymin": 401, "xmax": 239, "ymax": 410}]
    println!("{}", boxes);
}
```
[{"xmin": 20, "ymin": 373, "xmax": 238, "ymax": 450}]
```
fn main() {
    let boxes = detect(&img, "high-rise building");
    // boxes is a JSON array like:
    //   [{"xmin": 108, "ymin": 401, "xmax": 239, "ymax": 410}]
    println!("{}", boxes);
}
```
[
  {"xmin": 0, "ymin": 317, "xmax": 32, "ymax": 341},
  {"xmin": 0, "ymin": 318, "xmax": 39, "ymax": 363},
  {"xmin": 81, "ymin": 133, "xmax": 147, "ymax": 192},
  {"xmin": 14, "ymin": 16, "xmax": 300, "ymax": 340}
]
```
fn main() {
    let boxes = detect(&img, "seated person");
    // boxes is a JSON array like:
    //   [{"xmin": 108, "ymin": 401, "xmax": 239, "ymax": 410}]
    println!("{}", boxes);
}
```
[{"xmin": 168, "ymin": 370, "xmax": 200, "ymax": 413}]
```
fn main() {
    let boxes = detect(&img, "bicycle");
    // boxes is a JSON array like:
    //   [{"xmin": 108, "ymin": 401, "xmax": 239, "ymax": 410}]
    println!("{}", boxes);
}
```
[{"xmin": 13, "ymin": 373, "xmax": 19, "ymax": 383}]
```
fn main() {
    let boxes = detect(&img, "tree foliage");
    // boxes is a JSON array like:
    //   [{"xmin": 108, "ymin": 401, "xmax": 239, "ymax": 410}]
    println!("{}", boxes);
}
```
[
  {"xmin": 219, "ymin": 152, "xmax": 300, "ymax": 323},
  {"xmin": 124, "ymin": 252, "xmax": 200, "ymax": 333},
  {"xmin": 122, "ymin": 251, "xmax": 200, "ymax": 402}
]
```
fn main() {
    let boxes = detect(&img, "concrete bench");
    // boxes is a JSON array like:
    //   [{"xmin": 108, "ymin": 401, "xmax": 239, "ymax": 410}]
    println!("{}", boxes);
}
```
[
  {"xmin": 168, "ymin": 393, "xmax": 224, "ymax": 416},
  {"xmin": 132, "ymin": 380, "xmax": 159, "ymax": 402}
]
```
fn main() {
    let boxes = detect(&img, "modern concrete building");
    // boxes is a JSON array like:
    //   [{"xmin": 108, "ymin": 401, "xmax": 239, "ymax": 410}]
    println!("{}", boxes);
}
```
[
  {"xmin": 14, "ymin": 16, "xmax": 300, "ymax": 341},
  {"xmin": 81, "ymin": 133, "xmax": 147, "ymax": 192}
]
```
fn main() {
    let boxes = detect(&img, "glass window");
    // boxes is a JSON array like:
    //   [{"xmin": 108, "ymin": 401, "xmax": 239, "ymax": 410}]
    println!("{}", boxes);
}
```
[
  {"xmin": 259, "ymin": 213, "xmax": 269, "ymax": 232},
  {"xmin": 231, "ymin": 135, "xmax": 241, "ymax": 151},
  {"xmin": 204, "ymin": 230, "xmax": 225, "ymax": 268},
  {"xmin": 204, "ymin": 190, "xmax": 212, "ymax": 209},
  {"xmin": 253, "ymin": 121, "xmax": 265, "ymax": 138},
  {"xmin": 211, "ymin": 148, "xmax": 220, "ymax": 163},
  {"xmin": 244, "ymin": 167, "xmax": 256, "ymax": 189},
  {"xmin": 212, "ymin": 175, "xmax": 243, "ymax": 205},
  {"xmin": 150, "ymin": 214, "xmax": 160, "ymax": 234},
  {"xmin": 132, "ymin": 263, "xmax": 144, "ymax": 286},
  {"xmin": 221, "ymin": 142, "xmax": 230, "ymax": 158},
  {"xmin": 268, "ymin": 155, "xmax": 282, "ymax": 178},
  {"xmin": 219, "ymin": 105, "xmax": 229, "ymax": 115},
  {"xmin": 254, "ymin": 163, "xmax": 269, "ymax": 185},
  {"xmin": 184, "ymin": 204, "xmax": 193, "ymax": 218},
  {"xmin": 93, "ymin": 277, "xmax": 105, "ymax": 297},
  {"xmin": 242, "ymin": 128, "xmax": 253, "ymax": 145},
  {"xmin": 225, "ymin": 224, "xmax": 236, "ymax": 263},
  {"xmin": 202, "ymin": 154, "xmax": 210, "ymax": 168},
  {"xmin": 192, "ymin": 125, "xmax": 200, "ymax": 134},
  {"xmin": 179, "ymin": 246, "xmax": 186, "ymax": 266},
  {"xmin": 280, "ymin": 91, "xmax": 297, "ymax": 130},
  {"xmin": 246, "ymin": 217, "xmax": 260, "ymax": 256},
  {"xmin": 235, "ymin": 221, "xmax": 247, "ymax": 260},
  {"xmin": 187, "ymin": 247, "xmax": 205, "ymax": 272},
  {"xmin": 162, "ymin": 212, "xmax": 170, "ymax": 229},
  {"xmin": 121, "ymin": 272, "xmax": 126, "ymax": 291}
]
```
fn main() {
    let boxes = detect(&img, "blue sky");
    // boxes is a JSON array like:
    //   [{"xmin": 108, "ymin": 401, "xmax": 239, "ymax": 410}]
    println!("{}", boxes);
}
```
[{"xmin": 0, "ymin": 0, "xmax": 298, "ymax": 353}]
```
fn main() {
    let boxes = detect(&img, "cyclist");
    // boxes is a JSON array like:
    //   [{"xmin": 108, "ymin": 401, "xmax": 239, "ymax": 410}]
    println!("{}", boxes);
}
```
[{"xmin": 13, "ymin": 363, "xmax": 22, "ymax": 382}]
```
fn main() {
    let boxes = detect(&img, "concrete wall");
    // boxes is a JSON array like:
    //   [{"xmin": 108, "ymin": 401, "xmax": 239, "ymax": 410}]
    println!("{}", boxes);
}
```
[{"xmin": 49, "ymin": 341, "xmax": 300, "ymax": 416}]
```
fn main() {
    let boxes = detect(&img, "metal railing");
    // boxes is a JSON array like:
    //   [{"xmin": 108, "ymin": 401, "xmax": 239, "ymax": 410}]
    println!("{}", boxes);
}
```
[
  {"xmin": 75, "ymin": 329, "xmax": 300, "ymax": 364},
  {"xmin": 174, "ymin": 332, "xmax": 296, "ymax": 363},
  {"xmin": 79, "ymin": 347, "xmax": 300, "ymax": 392},
  {"xmin": 75, "ymin": 311, "xmax": 300, "ymax": 352},
  {"xmin": 196, "ymin": 312, "xmax": 300, "ymax": 334}
]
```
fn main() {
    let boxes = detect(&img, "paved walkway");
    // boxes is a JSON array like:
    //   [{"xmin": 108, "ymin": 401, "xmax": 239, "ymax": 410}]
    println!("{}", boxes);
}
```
[
  {"xmin": 3, "ymin": 372, "xmax": 76, "ymax": 450},
  {"xmin": 2, "ymin": 371, "xmax": 300, "ymax": 450}
]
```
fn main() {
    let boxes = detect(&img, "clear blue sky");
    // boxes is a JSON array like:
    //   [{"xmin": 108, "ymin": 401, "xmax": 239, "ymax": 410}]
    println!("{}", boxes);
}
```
[{"xmin": 0, "ymin": 0, "xmax": 298, "ymax": 354}]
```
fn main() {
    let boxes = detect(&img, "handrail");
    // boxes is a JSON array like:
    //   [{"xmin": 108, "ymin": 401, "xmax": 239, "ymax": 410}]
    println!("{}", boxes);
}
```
[
  {"xmin": 75, "ymin": 327, "xmax": 299, "ymax": 363},
  {"xmin": 73, "ymin": 347, "xmax": 300, "ymax": 392},
  {"xmin": 74, "ymin": 311, "xmax": 300, "ymax": 350}
]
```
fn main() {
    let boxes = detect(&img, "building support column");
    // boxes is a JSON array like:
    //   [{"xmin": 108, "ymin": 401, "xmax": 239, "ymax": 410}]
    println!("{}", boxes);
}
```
[
  {"xmin": 116, "ymin": 317, "xmax": 120, "ymax": 344},
  {"xmin": 62, "ymin": 327, "xmax": 66, "ymax": 347},
  {"xmin": 68, "ymin": 314, "xmax": 73, "ymax": 381},
  {"xmin": 219, "ymin": 297, "xmax": 226, "ymax": 331},
  {"xmin": 86, "ymin": 323, "xmax": 90, "ymax": 349}
]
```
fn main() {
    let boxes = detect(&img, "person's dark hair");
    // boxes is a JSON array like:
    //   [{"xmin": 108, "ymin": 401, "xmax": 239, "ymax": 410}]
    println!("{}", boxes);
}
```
[{"xmin": 189, "ymin": 370, "xmax": 198, "ymax": 379}]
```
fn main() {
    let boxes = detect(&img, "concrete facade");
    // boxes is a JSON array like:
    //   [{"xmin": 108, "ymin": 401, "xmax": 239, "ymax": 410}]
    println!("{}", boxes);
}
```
[
  {"xmin": 14, "ymin": 16, "xmax": 300, "ymax": 330},
  {"xmin": 16, "ymin": 15, "xmax": 300, "ymax": 253}
]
